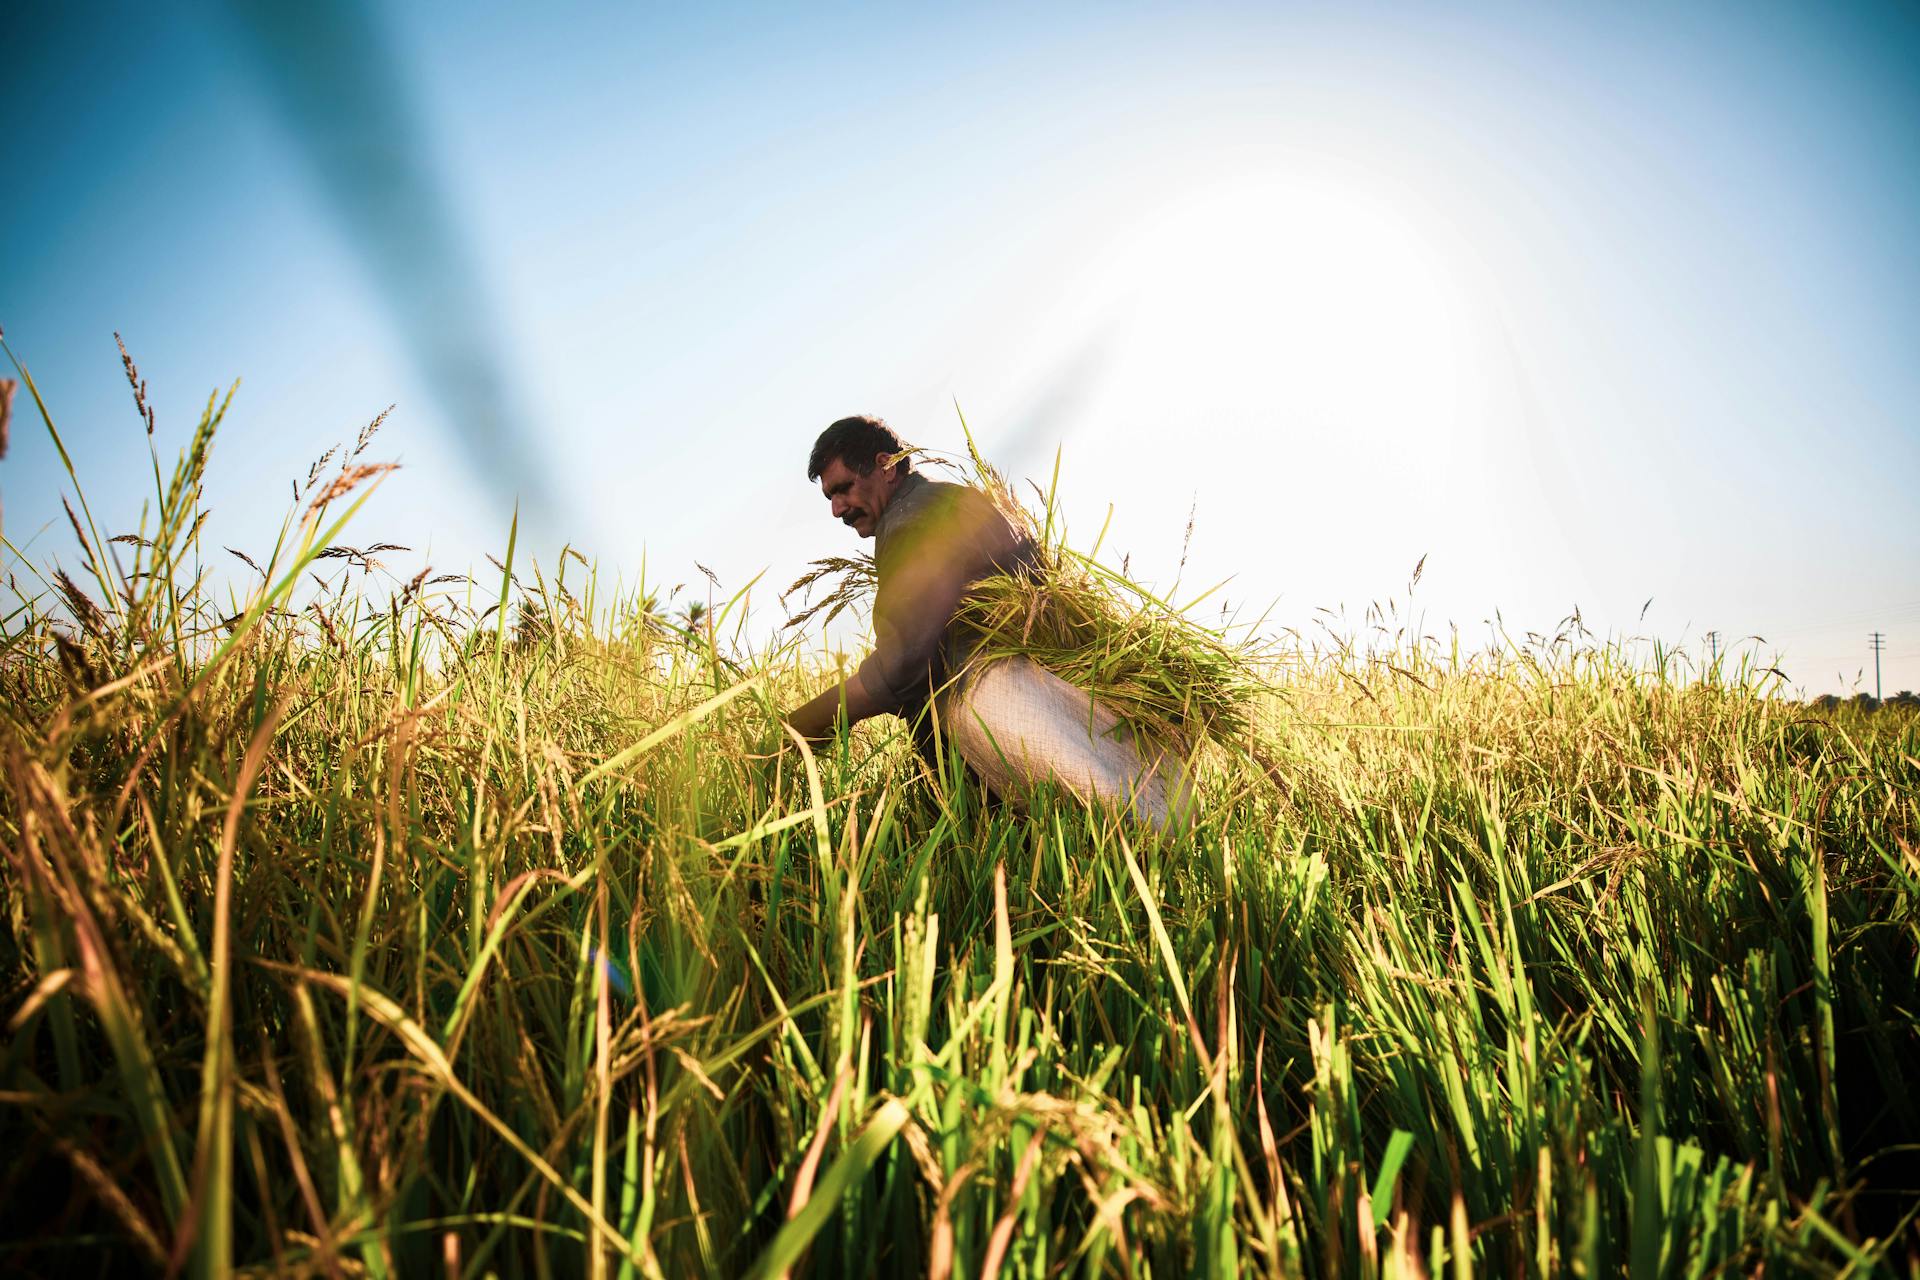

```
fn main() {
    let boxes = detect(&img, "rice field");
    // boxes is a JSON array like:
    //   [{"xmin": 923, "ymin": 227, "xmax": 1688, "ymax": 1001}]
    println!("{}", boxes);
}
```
[{"xmin": 3, "ymin": 350, "xmax": 1917, "ymax": 1277}]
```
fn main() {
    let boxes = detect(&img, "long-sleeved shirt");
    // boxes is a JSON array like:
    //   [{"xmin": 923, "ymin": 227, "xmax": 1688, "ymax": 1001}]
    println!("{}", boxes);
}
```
[{"xmin": 854, "ymin": 470, "xmax": 1038, "ymax": 719}]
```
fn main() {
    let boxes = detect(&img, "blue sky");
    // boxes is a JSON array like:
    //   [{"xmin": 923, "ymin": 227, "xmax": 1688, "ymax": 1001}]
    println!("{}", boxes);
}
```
[{"xmin": 5, "ymin": 1, "xmax": 1917, "ymax": 694}]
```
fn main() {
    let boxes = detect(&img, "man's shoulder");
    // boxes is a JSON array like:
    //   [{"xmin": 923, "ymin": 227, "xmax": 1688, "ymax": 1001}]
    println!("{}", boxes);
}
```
[
  {"xmin": 876, "ymin": 475, "xmax": 1013, "ymax": 565},
  {"xmin": 901, "ymin": 473, "xmax": 972, "ymax": 503},
  {"xmin": 891, "ymin": 476, "xmax": 1007, "ymax": 533}
]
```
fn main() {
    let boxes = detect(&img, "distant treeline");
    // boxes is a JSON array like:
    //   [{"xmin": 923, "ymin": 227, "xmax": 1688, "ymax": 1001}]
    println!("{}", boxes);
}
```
[{"xmin": 1810, "ymin": 690, "xmax": 1920, "ymax": 712}]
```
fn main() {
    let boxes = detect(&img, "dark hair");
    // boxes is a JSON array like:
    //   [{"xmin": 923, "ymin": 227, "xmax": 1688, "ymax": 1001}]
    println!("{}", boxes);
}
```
[{"xmin": 807, "ymin": 415, "xmax": 912, "ymax": 481}]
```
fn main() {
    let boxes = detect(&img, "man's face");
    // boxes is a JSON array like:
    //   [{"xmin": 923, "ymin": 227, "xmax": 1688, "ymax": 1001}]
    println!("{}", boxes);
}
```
[{"xmin": 817, "ymin": 454, "xmax": 899, "ymax": 539}]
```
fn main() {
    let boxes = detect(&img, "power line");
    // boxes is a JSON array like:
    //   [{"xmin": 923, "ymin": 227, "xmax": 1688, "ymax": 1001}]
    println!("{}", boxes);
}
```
[{"xmin": 1758, "ymin": 602, "xmax": 1920, "ymax": 640}]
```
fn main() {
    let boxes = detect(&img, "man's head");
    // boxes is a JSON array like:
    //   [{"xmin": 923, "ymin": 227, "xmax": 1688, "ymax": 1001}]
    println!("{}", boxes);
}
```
[{"xmin": 807, "ymin": 415, "xmax": 912, "ymax": 539}]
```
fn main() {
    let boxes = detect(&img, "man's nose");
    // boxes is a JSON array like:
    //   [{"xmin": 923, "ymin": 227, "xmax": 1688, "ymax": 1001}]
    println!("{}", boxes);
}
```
[{"xmin": 830, "ymin": 495, "xmax": 849, "ymax": 517}]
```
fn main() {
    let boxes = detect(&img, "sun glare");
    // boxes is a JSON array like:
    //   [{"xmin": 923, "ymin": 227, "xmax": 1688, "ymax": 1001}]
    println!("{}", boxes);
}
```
[{"xmin": 1067, "ymin": 174, "xmax": 1475, "ymax": 497}]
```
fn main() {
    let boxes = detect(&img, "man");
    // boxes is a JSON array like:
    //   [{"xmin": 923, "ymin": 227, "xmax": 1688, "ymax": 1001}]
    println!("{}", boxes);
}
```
[{"xmin": 783, "ymin": 415, "xmax": 1036, "ymax": 758}]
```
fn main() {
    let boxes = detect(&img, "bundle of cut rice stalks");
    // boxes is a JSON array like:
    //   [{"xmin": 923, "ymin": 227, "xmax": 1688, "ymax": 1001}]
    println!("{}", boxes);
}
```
[{"xmin": 952, "ymin": 541, "xmax": 1258, "ymax": 744}]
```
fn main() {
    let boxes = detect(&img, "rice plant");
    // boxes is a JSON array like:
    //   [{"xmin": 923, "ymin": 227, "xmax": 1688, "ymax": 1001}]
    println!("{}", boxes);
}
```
[{"xmin": 2, "ymin": 339, "xmax": 1917, "ymax": 1277}]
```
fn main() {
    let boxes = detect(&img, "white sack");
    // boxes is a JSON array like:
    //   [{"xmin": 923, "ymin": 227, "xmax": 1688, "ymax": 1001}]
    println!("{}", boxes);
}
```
[{"xmin": 937, "ymin": 656, "xmax": 1194, "ymax": 830}]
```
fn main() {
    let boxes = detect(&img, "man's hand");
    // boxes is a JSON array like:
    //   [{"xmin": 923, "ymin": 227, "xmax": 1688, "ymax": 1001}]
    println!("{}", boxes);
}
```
[
  {"xmin": 781, "ymin": 689, "xmax": 841, "ymax": 745},
  {"xmin": 781, "ymin": 676, "xmax": 881, "ymax": 747}
]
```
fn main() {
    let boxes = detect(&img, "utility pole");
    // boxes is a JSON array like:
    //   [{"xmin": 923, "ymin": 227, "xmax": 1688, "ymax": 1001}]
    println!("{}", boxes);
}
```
[
  {"xmin": 1869, "ymin": 632, "xmax": 1885, "ymax": 701},
  {"xmin": 1706, "ymin": 630, "xmax": 1720, "ymax": 667}
]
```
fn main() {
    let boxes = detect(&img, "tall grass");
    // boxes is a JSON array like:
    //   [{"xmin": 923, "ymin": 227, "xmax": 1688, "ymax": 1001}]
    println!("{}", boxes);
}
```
[{"xmin": 3, "ymin": 343, "xmax": 1917, "ymax": 1277}]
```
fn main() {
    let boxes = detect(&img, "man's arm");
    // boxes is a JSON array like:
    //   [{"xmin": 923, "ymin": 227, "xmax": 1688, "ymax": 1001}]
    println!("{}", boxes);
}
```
[
  {"xmin": 782, "ymin": 488, "xmax": 1016, "ymax": 743},
  {"xmin": 782, "ymin": 549, "xmax": 948, "ymax": 739},
  {"xmin": 848, "ymin": 494, "xmax": 996, "ymax": 713}
]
